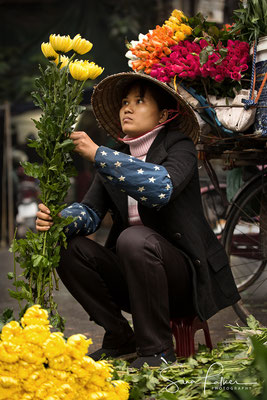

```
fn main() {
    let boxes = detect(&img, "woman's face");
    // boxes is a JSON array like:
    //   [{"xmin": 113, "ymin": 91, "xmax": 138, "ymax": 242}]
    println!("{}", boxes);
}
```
[{"xmin": 119, "ymin": 85, "xmax": 166, "ymax": 138}]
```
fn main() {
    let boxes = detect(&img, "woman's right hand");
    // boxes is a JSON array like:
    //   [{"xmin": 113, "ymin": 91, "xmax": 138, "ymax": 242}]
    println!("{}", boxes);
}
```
[{"xmin": 36, "ymin": 203, "xmax": 54, "ymax": 232}]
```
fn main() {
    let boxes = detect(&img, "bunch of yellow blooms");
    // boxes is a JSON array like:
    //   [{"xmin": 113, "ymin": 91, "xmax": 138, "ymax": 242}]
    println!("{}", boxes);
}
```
[
  {"xmin": 163, "ymin": 9, "xmax": 192, "ymax": 41},
  {"xmin": 0, "ymin": 305, "xmax": 129, "ymax": 400},
  {"xmin": 41, "ymin": 33, "xmax": 104, "ymax": 81}
]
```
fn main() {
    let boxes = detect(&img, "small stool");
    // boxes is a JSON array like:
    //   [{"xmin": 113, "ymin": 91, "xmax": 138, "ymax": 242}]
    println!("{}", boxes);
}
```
[{"xmin": 170, "ymin": 315, "xmax": 212, "ymax": 358}]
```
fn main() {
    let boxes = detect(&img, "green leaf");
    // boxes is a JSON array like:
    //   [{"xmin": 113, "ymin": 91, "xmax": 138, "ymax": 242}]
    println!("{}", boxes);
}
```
[
  {"xmin": 21, "ymin": 161, "xmax": 44, "ymax": 179},
  {"xmin": 7, "ymin": 272, "xmax": 14, "ymax": 280},
  {"xmin": 246, "ymin": 315, "xmax": 260, "ymax": 331}
]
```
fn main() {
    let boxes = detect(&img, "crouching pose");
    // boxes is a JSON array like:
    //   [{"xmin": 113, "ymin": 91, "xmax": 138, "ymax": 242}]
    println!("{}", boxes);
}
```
[{"xmin": 36, "ymin": 72, "xmax": 240, "ymax": 368}]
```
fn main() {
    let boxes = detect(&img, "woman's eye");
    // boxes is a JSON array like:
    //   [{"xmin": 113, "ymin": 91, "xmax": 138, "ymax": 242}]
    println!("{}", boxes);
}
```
[
  {"xmin": 122, "ymin": 100, "xmax": 128, "ymax": 106},
  {"xmin": 137, "ymin": 98, "xmax": 143, "ymax": 104}
]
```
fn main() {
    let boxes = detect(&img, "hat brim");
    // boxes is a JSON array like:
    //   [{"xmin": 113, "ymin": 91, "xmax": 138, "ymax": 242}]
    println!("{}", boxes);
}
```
[{"xmin": 91, "ymin": 72, "xmax": 200, "ymax": 144}]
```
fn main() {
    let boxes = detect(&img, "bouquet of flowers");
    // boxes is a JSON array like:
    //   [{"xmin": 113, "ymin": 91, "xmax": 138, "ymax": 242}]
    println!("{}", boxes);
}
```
[
  {"xmin": 0, "ymin": 305, "xmax": 129, "ymax": 400},
  {"xmin": 126, "ymin": 10, "xmax": 251, "ymax": 99},
  {"xmin": 10, "ymin": 34, "xmax": 103, "ymax": 330}
]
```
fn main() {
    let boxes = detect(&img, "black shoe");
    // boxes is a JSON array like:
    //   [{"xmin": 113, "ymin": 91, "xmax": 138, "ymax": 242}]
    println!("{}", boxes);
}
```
[
  {"xmin": 88, "ymin": 342, "xmax": 136, "ymax": 361},
  {"xmin": 129, "ymin": 348, "xmax": 176, "ymax": 369}
]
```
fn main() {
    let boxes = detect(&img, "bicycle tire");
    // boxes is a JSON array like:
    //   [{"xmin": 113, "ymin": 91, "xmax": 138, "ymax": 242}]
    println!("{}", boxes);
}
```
[{"xmin": 222, "ymin": 173, "xmax": 267, "ymax": 326}]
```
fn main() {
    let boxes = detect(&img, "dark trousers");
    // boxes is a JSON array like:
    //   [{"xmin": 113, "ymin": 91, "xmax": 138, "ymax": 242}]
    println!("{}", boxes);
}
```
[{"xmin": 58, "ymin": 225, "xmax": 194, "ymax": 355}]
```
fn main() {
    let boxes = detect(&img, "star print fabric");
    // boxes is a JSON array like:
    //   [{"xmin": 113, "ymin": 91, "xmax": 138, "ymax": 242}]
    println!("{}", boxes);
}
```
[
  {"xmin": 95, "ymin": 146, "xmax": 173, "ymax": 208},
  {"xmin": 61, "ymin": 202, "xmax": 101, "ymax": 237}
]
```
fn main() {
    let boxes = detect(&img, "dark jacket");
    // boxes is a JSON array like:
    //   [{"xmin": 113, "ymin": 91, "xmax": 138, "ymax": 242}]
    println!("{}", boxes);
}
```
[{"xmin": 82, "ymin": 125, "xmax": 240, "ymax": 321}]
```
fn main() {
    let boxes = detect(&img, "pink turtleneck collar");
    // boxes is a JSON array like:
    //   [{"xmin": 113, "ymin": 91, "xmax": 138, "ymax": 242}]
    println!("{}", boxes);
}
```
[{"xmin": 120, "ymin": 126, "xmax": 163, "ymax": 158}]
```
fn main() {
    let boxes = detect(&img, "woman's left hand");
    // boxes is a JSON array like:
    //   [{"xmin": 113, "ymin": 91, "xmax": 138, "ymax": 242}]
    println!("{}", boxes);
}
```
[{"xmin": 70, "ymin": 131, "xmax": 99, "ymax": 162}]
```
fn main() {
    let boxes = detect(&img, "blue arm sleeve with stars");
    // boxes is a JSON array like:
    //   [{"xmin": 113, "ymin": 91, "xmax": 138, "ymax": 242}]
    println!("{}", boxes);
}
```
[
  {"xmin": 94, "ymin": 146, "xmax": 173, "ymax": 208},
  {"xmin": 61, "ymin": 202, "xmax": 101, "ymax": 238}
]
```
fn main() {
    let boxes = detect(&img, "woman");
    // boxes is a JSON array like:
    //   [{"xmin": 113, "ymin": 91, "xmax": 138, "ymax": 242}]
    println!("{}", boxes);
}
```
[{"xmin": 36, "ymin": 72, "xmax": 240, "ymax": 368}]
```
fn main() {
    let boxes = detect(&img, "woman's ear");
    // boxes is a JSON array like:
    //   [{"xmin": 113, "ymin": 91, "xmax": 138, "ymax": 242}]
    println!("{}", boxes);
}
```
[{"xmin": 159, "ymin": 109, "xmax": 168, "ymax": 123}]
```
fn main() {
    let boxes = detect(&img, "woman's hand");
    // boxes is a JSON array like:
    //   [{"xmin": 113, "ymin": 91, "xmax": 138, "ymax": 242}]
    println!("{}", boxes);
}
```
[
  {"xmin": 36, "ymin": 203, "xmax": 54, "ymax": 232},
  {"xmin": 70, "ymin": 131, "xmax": 99, "ymax": 162}
]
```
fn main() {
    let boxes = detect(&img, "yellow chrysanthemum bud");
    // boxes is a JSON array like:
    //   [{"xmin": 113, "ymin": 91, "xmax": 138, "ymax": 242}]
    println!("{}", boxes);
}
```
[
  {"xmin": 0, "ymin": 376, "xmax": 20, "ymax": 398},
  {"xmin": 43, "ymin": 332, "xmax": 66, "ymax": 359},
  {"xmin": 0, "ymin": 321, "xmax": 23, "ymax": 345},
  {"xmin": 69, "ymin": 60, "xmax": 104, "ymax": 81},
  {"xmin": 53, "ymin": 55, "xmax": 70, "ymax": 69},
  {"xmin": 20, "ymin": 305, "xmax": 49, "ymax": 327},
  {"xmin": 20, "ymin": 342, "xmax": 46, "ymax": 365},
  {"xmin": 41, "ymin": 42, "xmax": 58, "ymax": 60},
  {"xmin": 22, "ymin": 325, "xmax": 50, "ymax": 346},
  {"xmin": 66, "ymin": 334, "xmax": 91, "ymax": 359},
  {"xmin": 72, "ymin": 34, "xmax": 93, "ymax": 55},
  {"xmin": 0, "ymin": 341, "xmax": 20, "ymax": 363},
  {"xmin": 50, "ymin": 34, "xmax": 73, "ymax": 54},
  {"xmin": 48, "ymin": 354, "xmax": 72, "ymax": 370},
  {"xmin": 112, "ymin": 380, "xmax": 130, "ymax": 400},
  {"xmin": 22, "ymin": 369, "xmax": 47, "ymax": 393},
  {"xmin": 17, "ymin": 361, "xmax": 39, "ymax": 380}
]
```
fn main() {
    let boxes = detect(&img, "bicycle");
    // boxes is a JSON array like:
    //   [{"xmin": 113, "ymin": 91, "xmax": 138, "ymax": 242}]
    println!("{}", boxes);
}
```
[{"xmin": 198, "ymin": 141, "xmax": 267, "ymax": 326}]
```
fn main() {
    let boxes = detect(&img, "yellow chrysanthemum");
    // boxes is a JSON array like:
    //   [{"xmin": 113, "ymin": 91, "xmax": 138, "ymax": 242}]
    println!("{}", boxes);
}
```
[
  {"xmin": 66, "ymin": 334, "xmax": 92, "ymax": 359},
  {"xmin": 0, "ymin": 341, "xmax": 20, "ymax": 363},
  {"xmin": 50, "ymin": 34, "xmax": 73, "ymax": 54},
  {"xmin": 87, "ymin": 391, "xmax": 108, "ymax": 400},
  {"xmin": 112, "ymin": 380, "xmax": 130, "ymax": 400},
  {"xmin": 35, "ymin": 381, "xmax": 57, "ymax": 399},
  {"xmin": 53, "ymin": 55, "xmax": 70, "ymax": 69},
  {"xmin": 72, "ymin": 34, "xmax": 93, "ymax": 55},
  {"xmin": 69, "ymin": 60, "xmax": 104, "ymax": 81},
  {"xmin": 17, "ymin": 361, "xmax": 39, "ymax": 380},
  {"xmin": 41, "ymin": 42, "xmax": 58, "ymax": 60},
  {"xmin": 43, "ymin": 332, "xmax": 66, "ymax": 359},
  {"xmin": 0, "ymin": 321, "xmax": 23, "ymax": 345},
  {"xmin": 20, "ymin": 342, "xmax": 46, "ymax": 365},
  {"xmin": 48, "ymin": 353, "xmax": 72, "ymax": 370},
  {"xmin": 0, "ymin": 376, "xmax": 20, "ymax": 398},
  {"xmin": 20, "ymin": 305, "xmax": 49, "ymax": 327},
  {"xmin": 22, "ymin": 325, "xmax": 50, "ymax": 346},
  {"xmin": 22, "ymin": 369, "xmax": 47, "ymax": 393}
]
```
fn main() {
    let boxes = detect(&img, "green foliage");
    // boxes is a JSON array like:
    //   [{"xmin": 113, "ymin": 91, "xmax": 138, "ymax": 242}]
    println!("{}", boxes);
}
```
[
  {"xmin": 111, "ymin": 322, "xmax": 267, "ymax": 400},
  {"xmin": 9, "ymin": 59, "xmax": 86, "ymax": 330},
  {"xmin": 0, "ymin": 309, "xmax": 15, "ymax": 332},
  {"xmin": 232, "ymin": 0, "xmax": 267, "ymax": 44}
]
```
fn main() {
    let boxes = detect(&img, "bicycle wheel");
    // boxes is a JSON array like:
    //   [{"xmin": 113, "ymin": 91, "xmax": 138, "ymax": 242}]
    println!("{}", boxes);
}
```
[{"xmin": 222, "ymin": 175, "xmax": 267, "ymax": 326}]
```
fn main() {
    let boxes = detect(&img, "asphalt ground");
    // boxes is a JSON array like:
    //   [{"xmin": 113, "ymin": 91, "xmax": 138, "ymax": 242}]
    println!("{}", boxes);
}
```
[{"xmin": 0, "ymin": 238, "xmax": 244, "ymax": 355}]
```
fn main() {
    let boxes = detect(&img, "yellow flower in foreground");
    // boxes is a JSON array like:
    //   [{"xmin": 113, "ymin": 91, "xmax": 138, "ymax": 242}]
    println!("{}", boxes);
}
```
[
  {"xmin": 0, "ymin": 376, "xmax": 20, "ymax": 398},
  {"xmin": 53, "ymin": 55, "xmax": 70, "ymax": 69},
  {"xmin": 20, "ymin": 305, "xmax": 49, "ymax": 327},
  {"xmin": 22, "ymin": 325, "xmax": 50, "ymax": 346},
  {"xmin": 69, "ymin": 60, "xmax": 104, "ymax": 81},
  {"xmin": 66, "ymin": 334, "xmax": 92, "ymax": 359},
  {"xmin": 0, "ymin": 341, "xmax": 20, "ymax": 363},
  {"xmin": 72, "ymin": 34, "xmax": 93, "ymax": 55},
  {"xmin": 41, "ymin": 42, "xmax": 58, "ymax": 60},
  {"xmin": 43, "ymin": 332, "xmax": 66, "ymax": 359},
  {"xmin": 20, "ymin": 342, "xmax": 46, "ymax": 365},
  {"xmin": 50, "ymin": 34, "xmax": 73, "ymax": 53},
  {"xmin": 0, "ymin": 321, "xmax": 23, "ymax": 345}
]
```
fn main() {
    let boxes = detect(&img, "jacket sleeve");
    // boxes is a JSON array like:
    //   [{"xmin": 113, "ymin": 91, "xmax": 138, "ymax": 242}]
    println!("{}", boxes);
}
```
[
  {"xmin": 61, "ymin": 202, "xmax": 101, "ymax": 238},
  {"xmin": 94, "ymin": 146, "xmax": 173, "ymax": 209}
]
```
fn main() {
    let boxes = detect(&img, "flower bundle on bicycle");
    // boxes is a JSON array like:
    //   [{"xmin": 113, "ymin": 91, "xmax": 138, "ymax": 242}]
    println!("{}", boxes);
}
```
[{"xmin": 126, "ymin": 10, "xmax": 255, "ymax": 137}]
